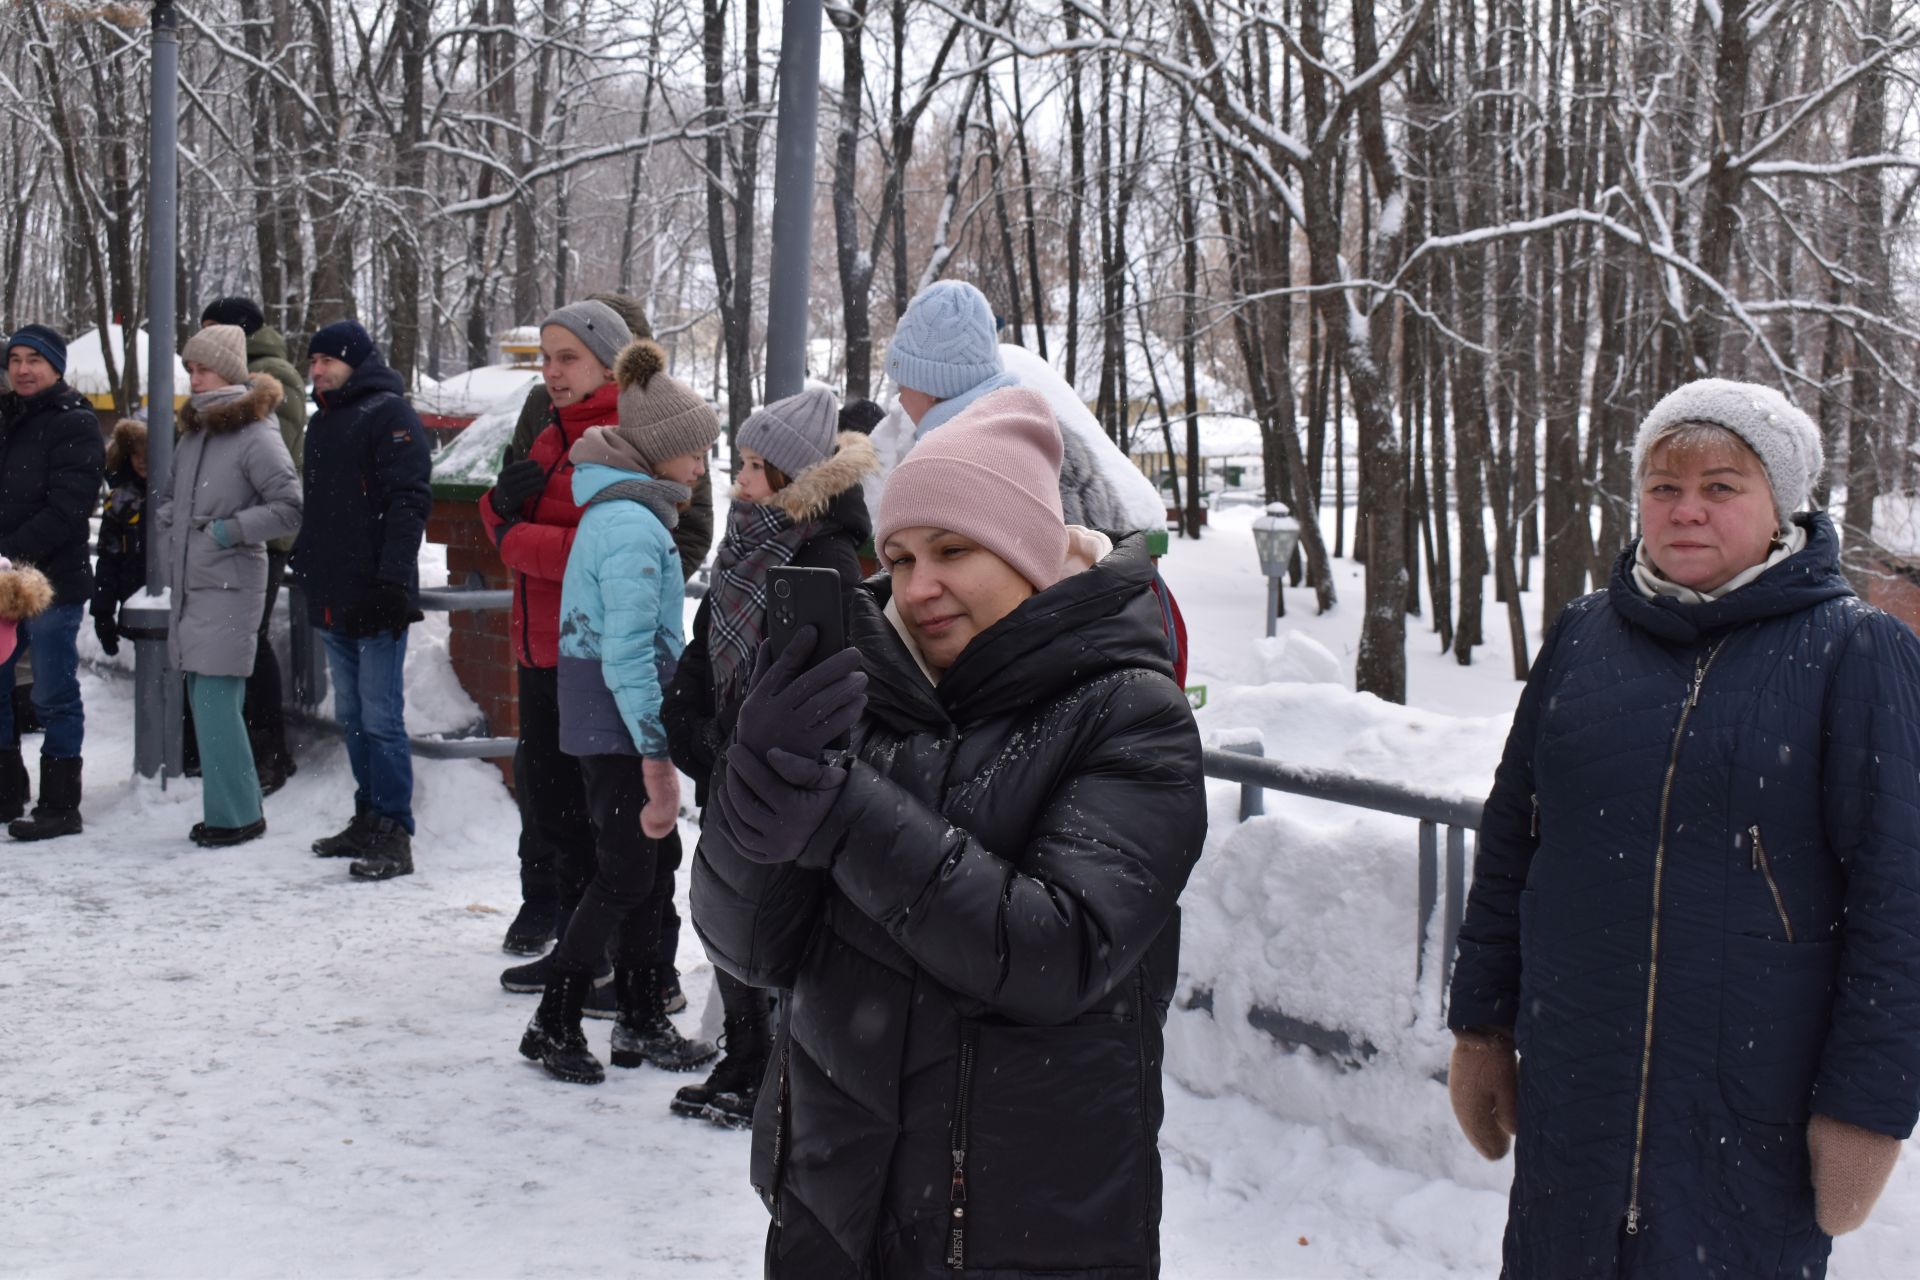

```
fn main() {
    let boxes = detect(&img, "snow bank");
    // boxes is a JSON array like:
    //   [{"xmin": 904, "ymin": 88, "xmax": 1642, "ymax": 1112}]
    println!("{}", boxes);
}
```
[
  {"xmin": 63, "ymin": 325, "xmax": 189, "ymax": 399},
  {"xmin": 416, "ymin": 366, "xmax": 541, "ymax": 422},
  {"xmin": 1169, "ymin": 675, "xmax": 1513, "ymax": 1187}
]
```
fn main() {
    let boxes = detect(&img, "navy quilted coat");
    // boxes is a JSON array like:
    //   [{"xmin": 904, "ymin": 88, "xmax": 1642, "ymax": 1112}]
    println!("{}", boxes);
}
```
[{"xmin": 1449, "ymin": 514, "xmax": 1920, "ymax": 1278}]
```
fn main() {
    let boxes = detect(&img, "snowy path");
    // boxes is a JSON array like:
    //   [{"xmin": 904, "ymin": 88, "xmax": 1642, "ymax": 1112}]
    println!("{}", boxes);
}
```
[
  {"xmin": 7, "ymin": 577, "xmax": 1917, "ymax": 1273},
  {"xmin": 0, "ymin": 668, "xmax": 1498, "ymax": 1278}
]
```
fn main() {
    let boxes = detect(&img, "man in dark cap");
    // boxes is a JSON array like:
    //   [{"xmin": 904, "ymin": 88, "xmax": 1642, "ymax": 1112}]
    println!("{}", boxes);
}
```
[
  {"xmin": 0, "ymin": 324, "xmax": 104, "ymax": 840},
  {"xmin": 293, "ymin": 320, "xmax": 432, "ymax": 882}
]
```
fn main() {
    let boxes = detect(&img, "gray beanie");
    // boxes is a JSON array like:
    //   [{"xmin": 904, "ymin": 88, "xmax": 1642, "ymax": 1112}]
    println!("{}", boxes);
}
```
[
  {"xmin": 541, "ymin": 299, "xmax": 633, "ymax": 372},
  {"xmin": 884, "ymin": 280, "xmax": 1003, "ymax": 399},
  {"xmin": 737, "ymin": 386, "xmax": 840, "ymax": 477},
  {"xmin": 181, "ymin": 324, "xmax": 250, "ymax": 386},
  {"xmin": 1631, "ymin": 378, "xmax": 1824, "ymax": 524}
]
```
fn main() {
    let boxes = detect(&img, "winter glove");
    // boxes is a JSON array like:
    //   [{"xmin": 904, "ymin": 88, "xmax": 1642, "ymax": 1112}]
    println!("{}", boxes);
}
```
[
  {"xmin": 712, "ymin": 742, "xmax": 848, "ymax": 866},
  {"xmin": 734, "ymin": 628, "xmax": 868, "ymax": 763},
  {"xmin": 93, "ymin": 611, "xmax": 120, "ymax": 657},
  {"xmin": 208, "ymin": 518, "xmax": 236, "ymax": 549},
  {"xmin": 346, "ymin": 580, "xmax": 414, "ymax": 637},
  {"xmin": 640, "ymin": 758, "xmax": 681, "ymax": 840},
  {"xmin": 1808, "ymin": 1113, "xmax": 1901, "ymax": 1235},
  {"xmin": 489, "ymin": 458, "xmax": 546, "ymax": 520},
  {"xmin": 1448, "ymin": 1028, "xmax": 1518, "ymax": 1160}
]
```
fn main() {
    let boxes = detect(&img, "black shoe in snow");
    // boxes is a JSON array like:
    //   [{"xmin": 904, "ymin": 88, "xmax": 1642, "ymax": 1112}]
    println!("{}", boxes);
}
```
[
  {"xmin": 671, "ymin": 1017, "xmax": 767, "ymax": 1124},
  {"xmin": 611, "ymin": 966, "xmax": 716, "ymax": 1072},
  {"xmin": 519, "ymin": 968, "xmax": 603, "ymax": 1084},
  {"xmin": 9, "ymin": 756, "xmax": 83, "ymax": 842},
  {"xmin": 312, "ymin": 813, "xmax": 373, "ymax": 857},
  {"xmin": 348, "ymin": 819, "xmax": 413, "ymax": 880},
  {"xmin": 502, "ymin": 900, "xmax": 557, "ymax": 956},
  {"xmin": 660, "ymin": 967, "xmax": 687, "ymax": 1015},
  {"xmin": 500, "ymin": 953, "xmax": 553, "ymax": 994},
  {"xmin": 191, "ymin": 818, "xmax": 267, "ymax": 848},
  {"xmin": 258, "ymin": 757, "xmax": 294, "ymax": 798}
]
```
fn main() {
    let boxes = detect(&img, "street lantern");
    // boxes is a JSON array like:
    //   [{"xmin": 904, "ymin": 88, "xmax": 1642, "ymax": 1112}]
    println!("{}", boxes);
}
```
[{"xmin": 1251, "ymin": 502, "xmax": 1301, "ymax": 636}]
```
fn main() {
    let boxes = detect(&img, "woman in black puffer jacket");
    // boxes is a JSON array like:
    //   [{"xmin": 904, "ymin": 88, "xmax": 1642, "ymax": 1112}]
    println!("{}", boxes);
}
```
[
  {"xmin": 692, "ymin": 387, "xmax": 1206, "ymax": 1277},
  {"xmin": 1448, "ymin": 380, "xmax": 1920, "ymax": 1279}
]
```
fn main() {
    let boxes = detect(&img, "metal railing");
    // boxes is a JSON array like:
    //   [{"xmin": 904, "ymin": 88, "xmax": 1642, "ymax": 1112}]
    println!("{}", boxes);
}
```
[
  {"xmin": 286, "ymin": 572, "xmax": 522, "ymax": 760},
  {"xmin": 1204, "ymin": 731, "xmax": 1483, "ymax": 985}
]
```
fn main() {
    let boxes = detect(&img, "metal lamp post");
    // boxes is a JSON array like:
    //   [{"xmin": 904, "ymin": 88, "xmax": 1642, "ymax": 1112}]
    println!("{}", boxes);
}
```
[
  {"xmin": 127, "ymin": 0, "xmax": 183, "ymax": 781},
  {"xmin": 762, "ymin": 0, "xmax": 823, "ymax": 402},
  {"xmin": 1251, "ymin": 502, "xmax": 1301, "ymax": 637}
]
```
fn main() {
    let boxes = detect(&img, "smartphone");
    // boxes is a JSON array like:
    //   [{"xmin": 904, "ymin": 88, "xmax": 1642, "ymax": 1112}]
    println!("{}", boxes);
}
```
[{"xmin": 766, "ymin": 566, "xmax": 846, "ymax": 670}]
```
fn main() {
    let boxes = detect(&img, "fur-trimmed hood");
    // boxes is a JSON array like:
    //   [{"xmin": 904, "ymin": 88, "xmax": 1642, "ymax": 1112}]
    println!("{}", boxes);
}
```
[
  {"xmin": 106, "ymin": 417, "xmax": 147, "ymax": 474},
  {"xmin": 765, "ymin": 431, "xmax": 880, "ymax": 523},
  {"xmin": 178, "ymin": 372, "xmax": 285, "ymax": 435},
  {"xmin": 0, "ymin": 559, "xmax": 54, "ymax": 621}
]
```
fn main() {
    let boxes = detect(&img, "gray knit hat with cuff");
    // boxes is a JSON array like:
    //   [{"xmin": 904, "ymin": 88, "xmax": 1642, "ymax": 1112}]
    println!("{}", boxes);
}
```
[
  {"xmin": 541, "ymin": 300, "xmax": 633, "ymax": 373},
  {"xmin": 737, "ymin": 386, "xmax": 841, "ymax": 477},
  {"xmin": 1631, "ymin": 378, "xmax": 1824, "ymax": 525},
  {"xmin": 181, "ymin": 324, "xmax": 251, "ymax": 387}
]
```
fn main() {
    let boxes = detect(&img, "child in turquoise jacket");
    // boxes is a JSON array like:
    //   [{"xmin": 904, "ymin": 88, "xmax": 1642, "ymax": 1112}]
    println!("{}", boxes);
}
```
[{"xmin": 520, "ymin": 338, "xmax": 721, "ymax": 1085}]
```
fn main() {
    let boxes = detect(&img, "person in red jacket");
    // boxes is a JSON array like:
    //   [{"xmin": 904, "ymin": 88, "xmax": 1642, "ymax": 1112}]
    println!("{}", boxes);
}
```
[{"xmin": 479, "ymin": 300, "xmax": 633, "ymax": 972}]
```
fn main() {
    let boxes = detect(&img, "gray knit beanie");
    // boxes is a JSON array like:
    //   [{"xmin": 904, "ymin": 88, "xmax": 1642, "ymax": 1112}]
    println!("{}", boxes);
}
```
[
  {"xmin": 541, "ymin": 299, "xmax": 632, "ymax": 373},
  {"xmin": 737, "ymin": 386, "xmax": 840, "ymax": 477},
  {"xmin": 181, "ymin": 324, "xmax": 250, "ymax": 386},
  {"xmin": 884, "ymin": 280, "xmax": 1003, "ymax": 399},
  {"xmin": 1631, "ymin": 378, "xmax": 1824, "ymax": 524}
]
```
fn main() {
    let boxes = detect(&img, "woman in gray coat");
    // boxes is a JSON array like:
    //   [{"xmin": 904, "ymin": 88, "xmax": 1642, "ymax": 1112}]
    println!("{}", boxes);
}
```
[{"xmin": 158, "ymin": 325, "xmax": 302, "ymax": 846}]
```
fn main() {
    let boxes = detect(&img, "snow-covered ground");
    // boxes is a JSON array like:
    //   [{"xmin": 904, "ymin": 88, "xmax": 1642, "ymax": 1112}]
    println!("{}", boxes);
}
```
[{"xmin": 5, "ymin": 500, "xmax": 1915, "ymax": 1276}]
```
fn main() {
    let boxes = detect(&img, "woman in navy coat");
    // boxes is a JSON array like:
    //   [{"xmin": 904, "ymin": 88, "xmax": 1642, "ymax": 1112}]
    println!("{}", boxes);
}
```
[{"xmin": 1449, "ymin": 379, "xmax": 1919, "ymax": 1278}]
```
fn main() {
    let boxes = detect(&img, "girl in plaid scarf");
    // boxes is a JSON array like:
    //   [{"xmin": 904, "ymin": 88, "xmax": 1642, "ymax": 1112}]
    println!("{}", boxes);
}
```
[{"xmin": 663, "ymin": 386, "xmax": 877, "ymax": 1127}]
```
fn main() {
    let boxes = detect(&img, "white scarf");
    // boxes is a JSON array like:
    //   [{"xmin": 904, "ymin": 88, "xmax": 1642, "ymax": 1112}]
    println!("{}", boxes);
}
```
[{"xmin": 1632, "ymin": 523, "xmax": 1808, "ymax": 604}]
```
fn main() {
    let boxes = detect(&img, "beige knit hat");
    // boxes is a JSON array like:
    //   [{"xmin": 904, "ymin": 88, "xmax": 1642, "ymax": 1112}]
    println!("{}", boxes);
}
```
[
  {"xmin": 570, "ymin": 338, "xmax": 719, "ymax": 475},
  {"xmin": 182, "ymin": 324, "xmax": 249, "ymax": 386}
]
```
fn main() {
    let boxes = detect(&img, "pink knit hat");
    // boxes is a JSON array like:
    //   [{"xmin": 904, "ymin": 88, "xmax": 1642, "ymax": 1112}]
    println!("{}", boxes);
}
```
[{"xmin": 876, "ymin": 387, "xmax": 1068, "ymax": 591}]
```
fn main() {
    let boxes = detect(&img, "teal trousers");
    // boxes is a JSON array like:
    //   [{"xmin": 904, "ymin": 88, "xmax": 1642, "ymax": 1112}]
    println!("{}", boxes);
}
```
[{"xmin": 188, "ymin": 674, "xmax": 262, "ymax": 829}]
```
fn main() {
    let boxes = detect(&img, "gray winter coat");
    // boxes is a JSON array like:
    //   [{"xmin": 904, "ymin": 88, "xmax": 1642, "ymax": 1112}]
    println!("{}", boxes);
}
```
[{"xmin": 156, "ymin": 375, "xmax": 303, "ymax": 676}]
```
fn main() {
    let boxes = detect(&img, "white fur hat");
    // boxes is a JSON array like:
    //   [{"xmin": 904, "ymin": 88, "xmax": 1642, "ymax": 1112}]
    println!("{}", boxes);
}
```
[{"xmin": 1631, "ymin": 379, "xmax": 1824, "ymax": 524}]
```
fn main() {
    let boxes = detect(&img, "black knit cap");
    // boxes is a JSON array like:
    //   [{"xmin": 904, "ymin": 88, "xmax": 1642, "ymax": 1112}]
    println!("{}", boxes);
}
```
[
  {"xmin": 309, "ymin": 319, "xmax": 377, "ymax": 369},
  {"xmin": 200, "ymin": 296, "xmax": 266, "ymax": 335}
]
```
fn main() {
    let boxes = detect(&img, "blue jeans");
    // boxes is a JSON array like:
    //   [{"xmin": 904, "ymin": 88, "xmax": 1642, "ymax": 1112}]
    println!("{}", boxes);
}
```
[
  {"xmin": 0, "ymin": 602, "xmax": 84, "ymax": 758},
  {"xmin": 321, "ymin": 628, "xmax": 413, "ymax": 832}
]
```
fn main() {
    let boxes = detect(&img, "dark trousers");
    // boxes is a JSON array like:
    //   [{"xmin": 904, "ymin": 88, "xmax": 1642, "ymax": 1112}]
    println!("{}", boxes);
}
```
[
  {"xmin": 516, "ymin": 663, "xmax": 682, "ymax": 964},
  {"xmin": 243, "ymin": 550, "xmax": 292, "ymax": 770},
  {"xmin": 550, "ymin": 753, "xmax": 664, "ymax": 976}
]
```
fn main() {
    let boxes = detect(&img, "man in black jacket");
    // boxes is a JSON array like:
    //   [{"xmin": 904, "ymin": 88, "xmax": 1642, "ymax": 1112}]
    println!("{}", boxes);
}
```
[
  {"xmin": 0, "ymin": 325, "xmax": 105, "ymax": 840},
  {"xmin": 291, "ymin": 320, "xmax": 432, "ymax": 881}
]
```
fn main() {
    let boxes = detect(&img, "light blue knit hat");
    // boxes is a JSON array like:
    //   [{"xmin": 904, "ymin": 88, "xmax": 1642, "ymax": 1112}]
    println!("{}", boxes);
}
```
[{"xmin": 883, "ymin": 280, "xmax": 1003, "ymax": 399}]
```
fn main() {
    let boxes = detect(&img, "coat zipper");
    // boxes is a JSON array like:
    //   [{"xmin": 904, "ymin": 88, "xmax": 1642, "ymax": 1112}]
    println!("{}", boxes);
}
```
[
  {"xmin": 946, "ymin": 1027, "xmax": 978, "ymax": 1270},
  {"xmin": 1748, "ymin": 825, "xmax": 1795, "ymax": 942},
  {"xmin": 1530, "ymin": 794, "xmax": 1540, "ymax": 839},
  {"xmin": 769, "ymin": 1039, "xmax": 791, "ymax": 1228},
  {"xmin": 1625, "ymin": 640, "xmax": 1726, "ymax": 1237}
]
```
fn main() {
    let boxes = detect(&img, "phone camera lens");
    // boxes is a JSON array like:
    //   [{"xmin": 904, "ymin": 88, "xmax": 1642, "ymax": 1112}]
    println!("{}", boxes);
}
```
[{"xmin": 774, "ymin": 580, "xmax": 792, "ymax": 598}]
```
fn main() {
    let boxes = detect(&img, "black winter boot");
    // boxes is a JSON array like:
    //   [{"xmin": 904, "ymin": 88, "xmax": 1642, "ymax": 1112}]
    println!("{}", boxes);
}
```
[
  {"xmin": 312, "ymin": 812, "xmax": 373, "ymax": 857},
  {"xmin": 671, "ymin": 1009, "xmax": 769, "ymax": 1125},
  {"xmin": 9, "ymin": 756, "xmax": 82, "ymax": 841},
  {"xmin": 611, "ymin": 965, "xmax": 717, "ymax": 1072},
  {"xmin": 0, "ymin": 747, "xmax": 29, "ymax": 823},
  {"xmin": 348, "ymin": 818, "xmax": 413, "ymax": 880},
  {"xmin": 519, "ymin": 967, "xmax": 603, "ymax": 1084}
]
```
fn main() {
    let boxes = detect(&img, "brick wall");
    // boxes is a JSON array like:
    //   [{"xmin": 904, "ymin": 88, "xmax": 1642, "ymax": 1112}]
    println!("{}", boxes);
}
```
[
  {"xmin": 1863, "ymin": 555, "xmax": 1920, "ymax": 637},
  {"xmin": 425, "ymin": 497, "xmax": 517, "ymax": 785}
]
